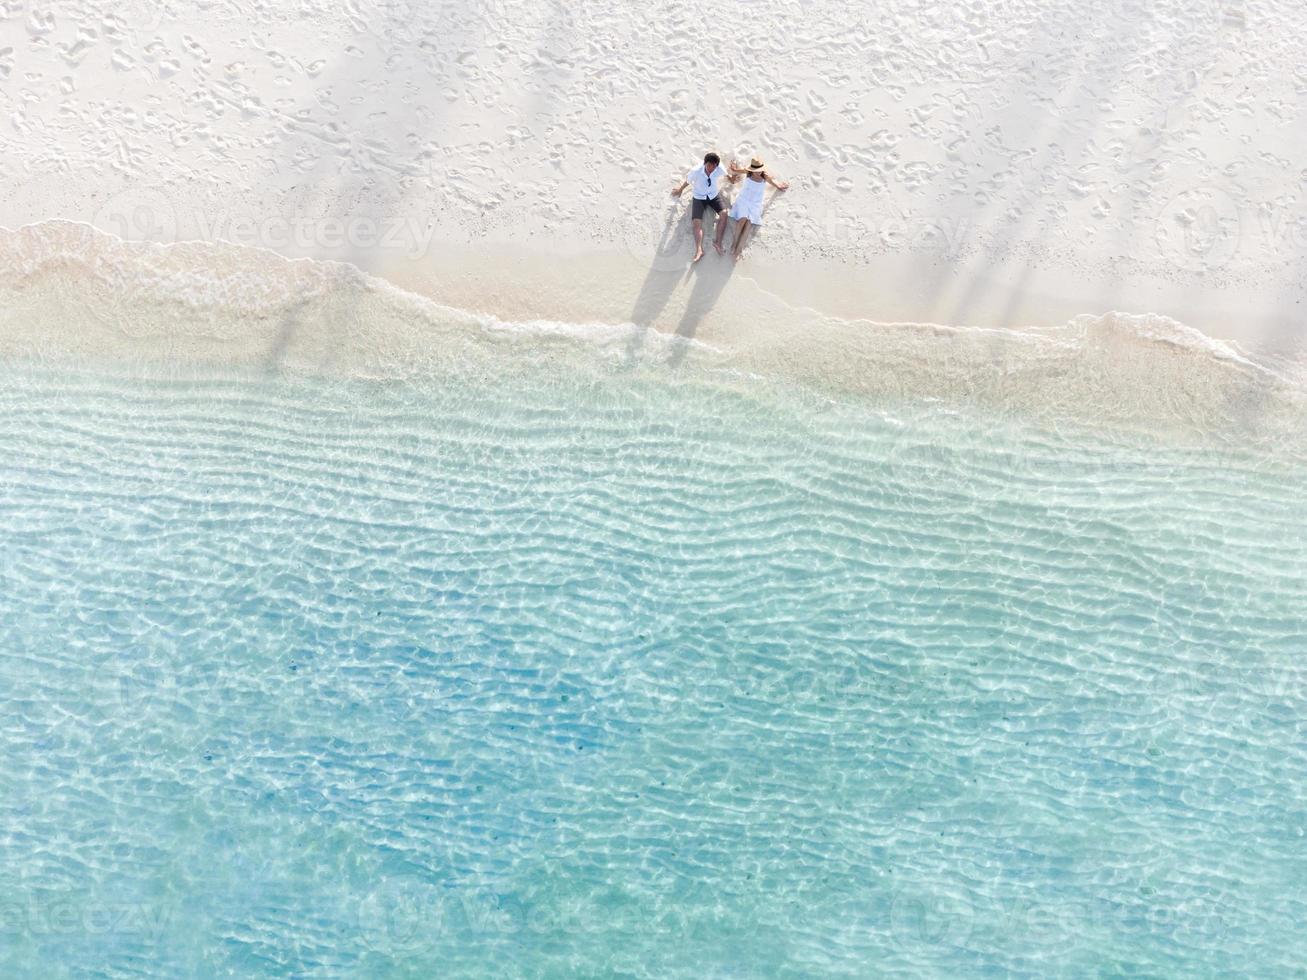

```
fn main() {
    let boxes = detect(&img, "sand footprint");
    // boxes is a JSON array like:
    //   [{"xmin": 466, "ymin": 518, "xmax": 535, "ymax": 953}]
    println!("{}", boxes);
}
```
[
  {"xmin": 27, "ymin": 9, "xmax": 56, "ymax": 36},
  {"xmin": 182, "ymin": 35, "xmax": 210, "ymax": 63}
]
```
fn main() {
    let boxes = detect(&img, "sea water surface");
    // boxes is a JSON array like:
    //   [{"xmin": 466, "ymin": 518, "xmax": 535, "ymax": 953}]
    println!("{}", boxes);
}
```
[{"xmin": 1, "ymin": 344, "xmax": 1305, "ymax": 977}]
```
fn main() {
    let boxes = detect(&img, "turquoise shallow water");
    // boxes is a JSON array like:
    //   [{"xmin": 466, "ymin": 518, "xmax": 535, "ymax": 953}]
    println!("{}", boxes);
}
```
[{"xmin": 1, "ymin": 360, "xmax": 1305, "ymax": 977}]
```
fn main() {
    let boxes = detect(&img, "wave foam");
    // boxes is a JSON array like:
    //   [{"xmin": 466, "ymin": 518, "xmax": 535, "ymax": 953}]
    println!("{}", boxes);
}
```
[{"xmin": 1, "ymin": 221, "xmax": 1302, "ymax": 445}]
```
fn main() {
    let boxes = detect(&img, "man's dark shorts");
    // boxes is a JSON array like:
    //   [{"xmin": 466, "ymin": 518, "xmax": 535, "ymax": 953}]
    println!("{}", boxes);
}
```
[{"xmin": 691, "ymin": 196, "xmax": 724, "ymax": 220}]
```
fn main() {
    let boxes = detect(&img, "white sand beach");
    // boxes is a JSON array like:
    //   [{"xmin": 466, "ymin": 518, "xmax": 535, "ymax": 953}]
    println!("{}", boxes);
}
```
[
  {"xmin": 7, "ymin": 6, "xmax": 1307, "ymax": 975},
  {"xmin": 1, "ymin": 0, "xmax": 1305, "ymax": 387}
]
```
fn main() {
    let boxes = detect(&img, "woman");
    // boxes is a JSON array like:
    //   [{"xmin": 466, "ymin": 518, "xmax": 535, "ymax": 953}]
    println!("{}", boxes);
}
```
[{"xmin": 723, "ymin": 157, "xmax": 789, "ymax": 260}]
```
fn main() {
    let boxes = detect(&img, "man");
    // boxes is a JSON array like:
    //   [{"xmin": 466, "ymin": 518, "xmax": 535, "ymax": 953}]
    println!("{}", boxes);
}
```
[{"xmin": 671, "ymin": 152, "xmax": 737, "ymax": 262}]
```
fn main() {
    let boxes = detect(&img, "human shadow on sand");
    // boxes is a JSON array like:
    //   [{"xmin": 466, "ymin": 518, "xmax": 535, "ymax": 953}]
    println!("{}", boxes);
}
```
[
  {"xmin": 666, "ymin": 259, "xmax": 736, "ymax": 368},
  {"xmin": 625, "ymin": 204, "xmax": 735, "ymax": 366}
]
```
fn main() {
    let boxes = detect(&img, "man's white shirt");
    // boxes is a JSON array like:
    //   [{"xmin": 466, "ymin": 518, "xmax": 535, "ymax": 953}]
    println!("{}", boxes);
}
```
[{"xmin": 686, "ymin": 163, "xmax": 728, "ymax": 200}]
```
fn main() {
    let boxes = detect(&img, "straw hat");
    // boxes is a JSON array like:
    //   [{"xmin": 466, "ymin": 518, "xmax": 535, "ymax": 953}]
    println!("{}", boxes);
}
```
[{"xmin": 746, "ymin": 157, "xmax": 766, "ymax": 172}]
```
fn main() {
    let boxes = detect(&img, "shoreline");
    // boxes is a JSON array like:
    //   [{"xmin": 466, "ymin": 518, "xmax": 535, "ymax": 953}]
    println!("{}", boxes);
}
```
[
  {"xmin": 2, "ymin": 221, "xmax": 1303, "ymax": 452},
  {"xmin": 10, "ymin": 184, "xmax": 1302, "ymax": 372},
  {"xmin": 374, "ymin": 236, "xmax": 1304, "ymax": 368}
]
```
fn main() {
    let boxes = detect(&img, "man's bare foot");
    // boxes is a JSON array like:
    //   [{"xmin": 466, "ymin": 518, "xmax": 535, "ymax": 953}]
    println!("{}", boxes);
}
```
[
  {"xmin": 713, "ymin": 241, "xmax": 725, "ymax": 256},
  {"xmin": 692, "ymin": 247, "xmax": 705, "ymax": 263}
]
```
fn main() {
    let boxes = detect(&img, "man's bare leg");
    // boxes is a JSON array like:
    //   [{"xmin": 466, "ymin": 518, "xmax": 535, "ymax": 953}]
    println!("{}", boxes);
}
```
[
  {"xmin": 713, "ymin": 211, "xmax": 728, "ymax": 255},
  {"xmin": 691, "ymin": 217, "xmax": 705, "ymax": 263}
]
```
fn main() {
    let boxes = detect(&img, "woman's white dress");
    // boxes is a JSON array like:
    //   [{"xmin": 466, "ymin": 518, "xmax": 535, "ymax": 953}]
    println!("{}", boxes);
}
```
[{"xmin": 729, "ymin": 176, "xmax": 767, "ymax": 224}]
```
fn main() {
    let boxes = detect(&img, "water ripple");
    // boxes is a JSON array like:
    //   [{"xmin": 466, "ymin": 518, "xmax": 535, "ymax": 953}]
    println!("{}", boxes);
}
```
[{"xmin": 0, "ymin": 364, "xmax": 1304, "ymax": 977}]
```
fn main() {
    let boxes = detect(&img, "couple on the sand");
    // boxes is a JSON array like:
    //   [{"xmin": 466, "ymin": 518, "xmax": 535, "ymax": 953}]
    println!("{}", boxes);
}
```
[{"xmin": 672, "ymin": 152, "xmax": 789, "ymax": 263}]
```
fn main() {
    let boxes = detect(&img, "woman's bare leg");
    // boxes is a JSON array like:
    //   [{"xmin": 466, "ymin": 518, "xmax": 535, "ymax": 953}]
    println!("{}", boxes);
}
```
[{"xmin": 731, "ymin": 218, "xmax": 752, "ymax": 260}]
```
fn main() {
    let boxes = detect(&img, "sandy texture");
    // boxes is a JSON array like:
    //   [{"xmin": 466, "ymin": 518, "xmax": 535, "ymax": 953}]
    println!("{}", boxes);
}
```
[{"xmin": 1, "ymin": 0, "xmax": 1305, "ymax": 364}]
